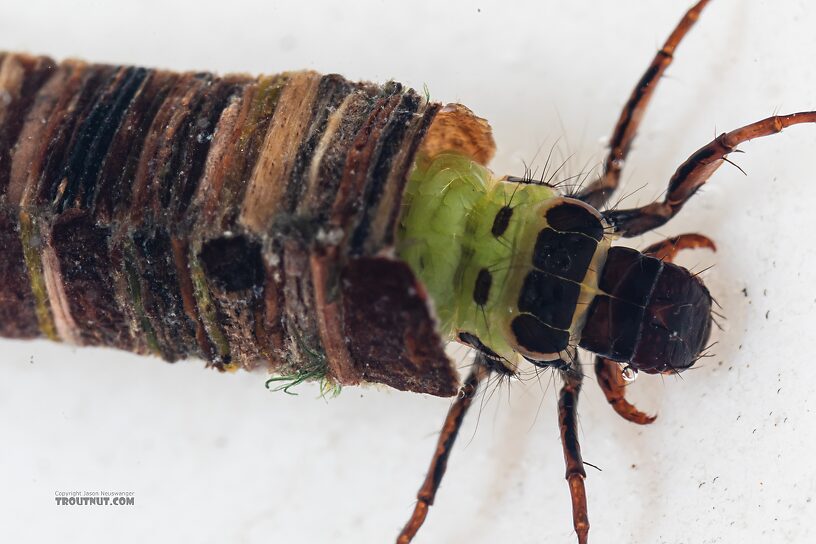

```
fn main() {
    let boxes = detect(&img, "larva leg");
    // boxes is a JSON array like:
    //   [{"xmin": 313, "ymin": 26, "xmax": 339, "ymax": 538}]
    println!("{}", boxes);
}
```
[
  {"xmin": 604, "ymin": 112, "xmax": 816, "ymax": 237},
  {"xmin": 558, "ymin": 363, "xmax": 589, "ymax": 544},
  {"xmin": 396, "ymin": 359, "xmax": 491, "ymax": 544},
  {"xmin": 642, "ymin": 233, "xmax": 716, "ymax": 262},
  {"xmin": 576, "ymin": 0, "xmax": 711, "ymax": 208},
  {"xmin": 594, "ymin": 357, "xmax": 656, "ymax": 425}
]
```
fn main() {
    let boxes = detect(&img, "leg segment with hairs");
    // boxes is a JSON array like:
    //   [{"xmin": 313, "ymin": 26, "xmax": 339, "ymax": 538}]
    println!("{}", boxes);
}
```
[
  {"xmin": 604, "ymin": 112, "xmax": 816, "ymax": 237},
  {"xmin": 396, "ymin": 359, "xmax": 491, "ymax": 544},
  {"xmin": 576, "ymin": 0, "xmax": 711, "ymax": 208},
  {"xmin": 559, "ymin": 365, "xmax": 589, "ymax": 544},
  {"xmin": 642, "ymin": 233, "xmax": 716, "ymax": 261},
  {"xmin": 594, "ymin": 357, "xmax": 656, "ymax": 425}
]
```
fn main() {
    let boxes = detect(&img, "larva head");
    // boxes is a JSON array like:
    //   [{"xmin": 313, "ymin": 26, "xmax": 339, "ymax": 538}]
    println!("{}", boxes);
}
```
[
  {"xmin": 495, "ymin": 196, "xmax": 713, "ymax": 375},
  {"xmin": 578, "ymin": 246, "xmax": 713, "ymax": 374}
]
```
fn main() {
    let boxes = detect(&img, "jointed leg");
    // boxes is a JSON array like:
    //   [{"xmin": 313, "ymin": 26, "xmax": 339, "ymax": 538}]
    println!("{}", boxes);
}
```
[
  {"xmin": 605, "ymin": 112, "xmax": 816, "ymax": 236},
  {"xmin": 577, "ymin": 0, "xmax": 712, "ymax": 208},
  {"xmin": 558, "ymin": 358, "xmax": 589, "ymax": 544},
  {"xmin": 594, "ymin": 357, "xmax": 656, "ymax": 425},
  {"xmin": 642, "ymin": 233, "xmax": 716, "ymax": 261},
  {"xmin": 396, "ymin": 358, "xmax": 491, "ymax": 544}
]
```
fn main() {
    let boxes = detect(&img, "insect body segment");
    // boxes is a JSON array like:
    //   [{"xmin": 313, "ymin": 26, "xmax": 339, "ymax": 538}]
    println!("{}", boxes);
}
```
[
  {"xmin": 397, "ymin": 153, "xmax": 611, "ymax": 372},
  {"xmin": 513, "ymin": 198, "xmax": 610, "ymax": 362},
  {"xmin": 579, "ymin": 246, "xmax": 713, "ymax": 373}
]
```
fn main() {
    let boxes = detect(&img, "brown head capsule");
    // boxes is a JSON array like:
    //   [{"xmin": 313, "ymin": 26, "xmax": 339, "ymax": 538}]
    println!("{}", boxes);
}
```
[{"xmin": 579, "ymin": 246, "xmax": 713, "ymax": 374}]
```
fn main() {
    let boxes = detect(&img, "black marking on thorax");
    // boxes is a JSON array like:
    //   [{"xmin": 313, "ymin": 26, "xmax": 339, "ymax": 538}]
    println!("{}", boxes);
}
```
[
  {"xmin": 546, "ymin": 200, "xmax": 604, "ymax": 241},
  {"xmin": 473, "ymin": 268, "xmax": 492, "ymax": 306},
  {"xmin": 533, "ymin": 229, "xmax": 596, "ymax": 283},
  {"xmin": 491, "ymin": 205, "xmax": 513, "ymax": 237},
  {"xmin": 511, "ymin": 314, "xmax": 570, "ymax": 355},
  {"xmin": 509, "ymin": 200, "xmax": 606, "ymax": 356},
  {"xmin": 518, "ymin": 270, "xmax": 580, "ymax": 329}
]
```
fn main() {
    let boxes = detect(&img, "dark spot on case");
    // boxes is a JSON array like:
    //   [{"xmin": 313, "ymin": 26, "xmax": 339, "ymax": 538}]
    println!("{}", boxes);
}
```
[{"xmin": 200, "ymin": 235, "xmax": 264, "ymax": 292}]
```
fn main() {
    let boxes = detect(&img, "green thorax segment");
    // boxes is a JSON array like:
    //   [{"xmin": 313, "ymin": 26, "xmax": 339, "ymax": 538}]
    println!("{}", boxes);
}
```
[
  {"xmin": 397, "ymin": 153, "xmax": 555, "ymax": 365},
  {"xmin": 397, "ymin": 153, "xmax": 611, "ymax": 369}
]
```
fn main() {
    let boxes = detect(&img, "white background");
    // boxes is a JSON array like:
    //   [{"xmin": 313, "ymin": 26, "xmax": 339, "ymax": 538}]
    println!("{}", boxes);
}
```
[{"xmin": 2, "ymin": 1, "xmax": 816, "ymax": 543}]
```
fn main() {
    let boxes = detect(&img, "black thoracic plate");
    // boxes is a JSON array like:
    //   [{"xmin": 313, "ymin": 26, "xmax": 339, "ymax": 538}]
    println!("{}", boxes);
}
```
[
  {"xmin": 533, "ymin": 229, "xmax": 597, "ymax": 283},
  {"xmin": 546, "ymin": 201, "xmax": 604, "ymax": 241},
  {"xmin": 533, "ymin": 200, "xmax": 605, "ymax": 282},
  {"xmin": 512, "ymin": 200, "xmax": 605, "ymax": 356},
  {"xmin": 518, "ymin": 270, "xmax": 580, "ymax": 329},
  {"xmin": 511, "ymin": 314, "xmax": 570, "ymax": 354}
]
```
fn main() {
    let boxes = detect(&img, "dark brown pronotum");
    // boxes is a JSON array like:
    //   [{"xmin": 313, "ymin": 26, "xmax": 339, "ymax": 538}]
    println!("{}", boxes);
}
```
[{"xmin": 0, "ymin": 52, "xmax": 497, "ymax": 397}]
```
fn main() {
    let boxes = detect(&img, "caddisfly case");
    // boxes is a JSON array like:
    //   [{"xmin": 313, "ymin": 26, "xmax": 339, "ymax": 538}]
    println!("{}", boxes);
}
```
[{"xmin": 0, "ymin": 52, "xmax": 495, "ymax": 397}]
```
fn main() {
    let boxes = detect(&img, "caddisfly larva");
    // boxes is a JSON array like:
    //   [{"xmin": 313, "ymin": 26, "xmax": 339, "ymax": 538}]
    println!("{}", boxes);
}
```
[{"xmin": 2, "ymin": 1, "xmax": 815, "ymax": 542}]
